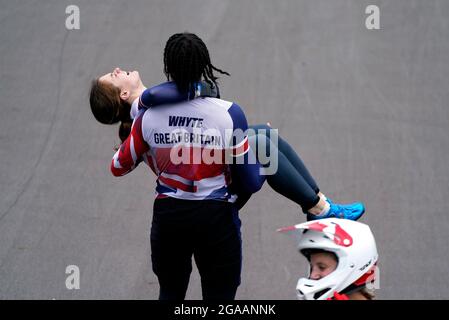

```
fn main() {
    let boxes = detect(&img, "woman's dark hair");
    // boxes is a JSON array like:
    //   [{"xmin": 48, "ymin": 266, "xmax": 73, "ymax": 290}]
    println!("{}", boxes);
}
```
[
  {"xmin": 163, "ymin": 32, "xmax": 230, "ymax": 93},
  {"xmin": 89, "ymin": 79, "xmax": 132, "ymax": 142}
]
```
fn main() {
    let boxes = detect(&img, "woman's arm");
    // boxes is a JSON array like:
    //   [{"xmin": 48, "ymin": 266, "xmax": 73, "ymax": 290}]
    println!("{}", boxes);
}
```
[
  {"xmin": 111, "ymin": 112, "xmax": 150, "ymax": 176},
  {"xmin": 138, "ymin": 81, "xmax": 219, "ymax": 109}
]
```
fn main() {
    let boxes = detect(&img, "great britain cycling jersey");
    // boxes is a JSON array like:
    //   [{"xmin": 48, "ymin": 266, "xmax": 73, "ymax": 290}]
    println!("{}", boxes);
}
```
[{"xmin": 111, "ymin": 92, "xmax": 263, "ymax": 202}]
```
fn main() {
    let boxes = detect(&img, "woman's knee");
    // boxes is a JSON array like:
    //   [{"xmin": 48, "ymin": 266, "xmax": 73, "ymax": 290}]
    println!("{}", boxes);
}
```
[{"xmin": 249, "ymin": 123, "xmax": 272, "ymax": 132}]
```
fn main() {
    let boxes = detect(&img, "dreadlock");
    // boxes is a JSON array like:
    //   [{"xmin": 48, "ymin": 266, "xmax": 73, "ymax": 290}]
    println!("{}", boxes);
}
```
[{"xmin": 163, "ymin": 32, "xmax": 230, "ymax": 94}]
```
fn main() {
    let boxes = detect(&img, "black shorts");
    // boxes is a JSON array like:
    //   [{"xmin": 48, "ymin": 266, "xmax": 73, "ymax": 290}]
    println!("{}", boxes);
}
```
[{"xmin": 150, "ymin": 197, "xmax": 242, "ymax": 300}]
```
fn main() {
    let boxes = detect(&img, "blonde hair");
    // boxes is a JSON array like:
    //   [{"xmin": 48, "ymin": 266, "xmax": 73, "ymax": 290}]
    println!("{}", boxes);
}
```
[{"xmin": 359, "ymin": 287, "xmax": 376, "ymax": 300}]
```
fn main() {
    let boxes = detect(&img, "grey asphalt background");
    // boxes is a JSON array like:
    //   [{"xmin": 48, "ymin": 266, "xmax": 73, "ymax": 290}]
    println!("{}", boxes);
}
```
[{"xmin": 1, "ymin": 0, "xmax": 448, "ymax": 300}]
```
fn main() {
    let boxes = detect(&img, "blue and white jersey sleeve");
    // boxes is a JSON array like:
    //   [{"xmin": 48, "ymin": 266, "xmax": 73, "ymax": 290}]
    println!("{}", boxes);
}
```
[
  {"xmin": 139, "ymin": 82, "xmax": 187, "ymax": 110},
  {"xmin": 227, "ymin": 103, "xmax": 265, "ymax": 194}
]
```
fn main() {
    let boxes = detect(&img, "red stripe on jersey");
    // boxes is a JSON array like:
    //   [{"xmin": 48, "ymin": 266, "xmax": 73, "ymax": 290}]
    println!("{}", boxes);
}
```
[
  {"xmin": 153, "ymin": 147, "xmax": 227, "ymax": 181},
  {"xmin": 111, "ymin": 114, "xmax": 150, "ymax": 176},
  {"xmin": 144, "ymin": 153, "xmax": 156, "ymax": 174}
]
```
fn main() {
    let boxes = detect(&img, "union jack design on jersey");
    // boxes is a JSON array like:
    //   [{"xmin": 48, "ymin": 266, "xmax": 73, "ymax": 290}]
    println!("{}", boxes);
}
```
[{"xmin": 111, "ymin": 95, "xmax": 257, "ymax": 202}]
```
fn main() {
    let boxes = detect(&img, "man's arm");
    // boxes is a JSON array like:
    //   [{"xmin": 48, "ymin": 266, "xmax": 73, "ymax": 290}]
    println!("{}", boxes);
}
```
[{"xmin": 111, "ymin": 112, "xmax": 150, "ymax": 176}]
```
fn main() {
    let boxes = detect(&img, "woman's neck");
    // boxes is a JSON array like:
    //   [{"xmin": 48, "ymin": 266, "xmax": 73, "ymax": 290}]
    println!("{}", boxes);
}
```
[{"xmin": 127, "ymin": 84, "xmax": 147, "ymax": 104}]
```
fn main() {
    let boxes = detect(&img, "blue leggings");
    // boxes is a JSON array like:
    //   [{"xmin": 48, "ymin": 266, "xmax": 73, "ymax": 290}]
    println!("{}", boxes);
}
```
[{"xmin": 234, "ymin": 124, "xmax": 320, "ymax": 212}]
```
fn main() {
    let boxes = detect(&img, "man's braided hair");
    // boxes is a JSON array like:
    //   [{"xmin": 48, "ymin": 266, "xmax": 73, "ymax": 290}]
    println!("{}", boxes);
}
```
[{"xmin": 163, "ymin": 32, "xmax": 230, "ymax": 94}]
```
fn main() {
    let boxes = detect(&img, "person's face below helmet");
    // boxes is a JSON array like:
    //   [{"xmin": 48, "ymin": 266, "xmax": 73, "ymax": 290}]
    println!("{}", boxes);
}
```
[
  {"xmin": 99, "ymin": 67, "xmax": 143, "ymax": 103},
  {"xmin": 289, "ymin": 218, "xmax": 378, "ymax": 300},
  {"xmin": 309, "ymin": 252, "xmax": 338, "ymax": 280}
]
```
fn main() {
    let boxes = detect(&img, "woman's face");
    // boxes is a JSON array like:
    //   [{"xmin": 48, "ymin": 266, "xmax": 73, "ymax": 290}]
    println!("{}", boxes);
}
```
[
  {"xmin": 309, "ymin": 252, "xmax": 338, "ymax": 280},
  {"xmin": 99, "ymin": 67, "xmax": 143, "ymax": 100}
]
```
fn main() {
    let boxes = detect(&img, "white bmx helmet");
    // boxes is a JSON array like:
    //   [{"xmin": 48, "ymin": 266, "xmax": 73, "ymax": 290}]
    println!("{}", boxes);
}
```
[{"xmin": 278, "ymin": 218, "xmax": 378, "ymax": 300}]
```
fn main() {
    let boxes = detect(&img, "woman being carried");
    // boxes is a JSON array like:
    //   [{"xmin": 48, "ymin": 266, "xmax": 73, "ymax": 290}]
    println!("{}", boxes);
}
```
[{"xmin": 90, "ymin": 66, "xmax": 365, "ymax": 221}]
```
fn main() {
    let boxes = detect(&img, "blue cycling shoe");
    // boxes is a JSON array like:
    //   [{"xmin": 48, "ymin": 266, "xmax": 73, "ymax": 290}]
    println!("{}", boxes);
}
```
[{"xmin": 306, "ymin": 198, "xmax": 365, "ymax": 221}]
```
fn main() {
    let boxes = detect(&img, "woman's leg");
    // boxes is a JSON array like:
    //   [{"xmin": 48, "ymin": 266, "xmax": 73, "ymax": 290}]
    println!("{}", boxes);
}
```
[
  {"xmin": 247, "ymin": 127, "xmax": 320, "ymax": 212},
  {"xmin": 249, "ymin": 124, "xmax": 320, "ymax": 195},
  {"xmin": 248, "ymin": 124, "xmax": 365, "ymax": 220}
]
